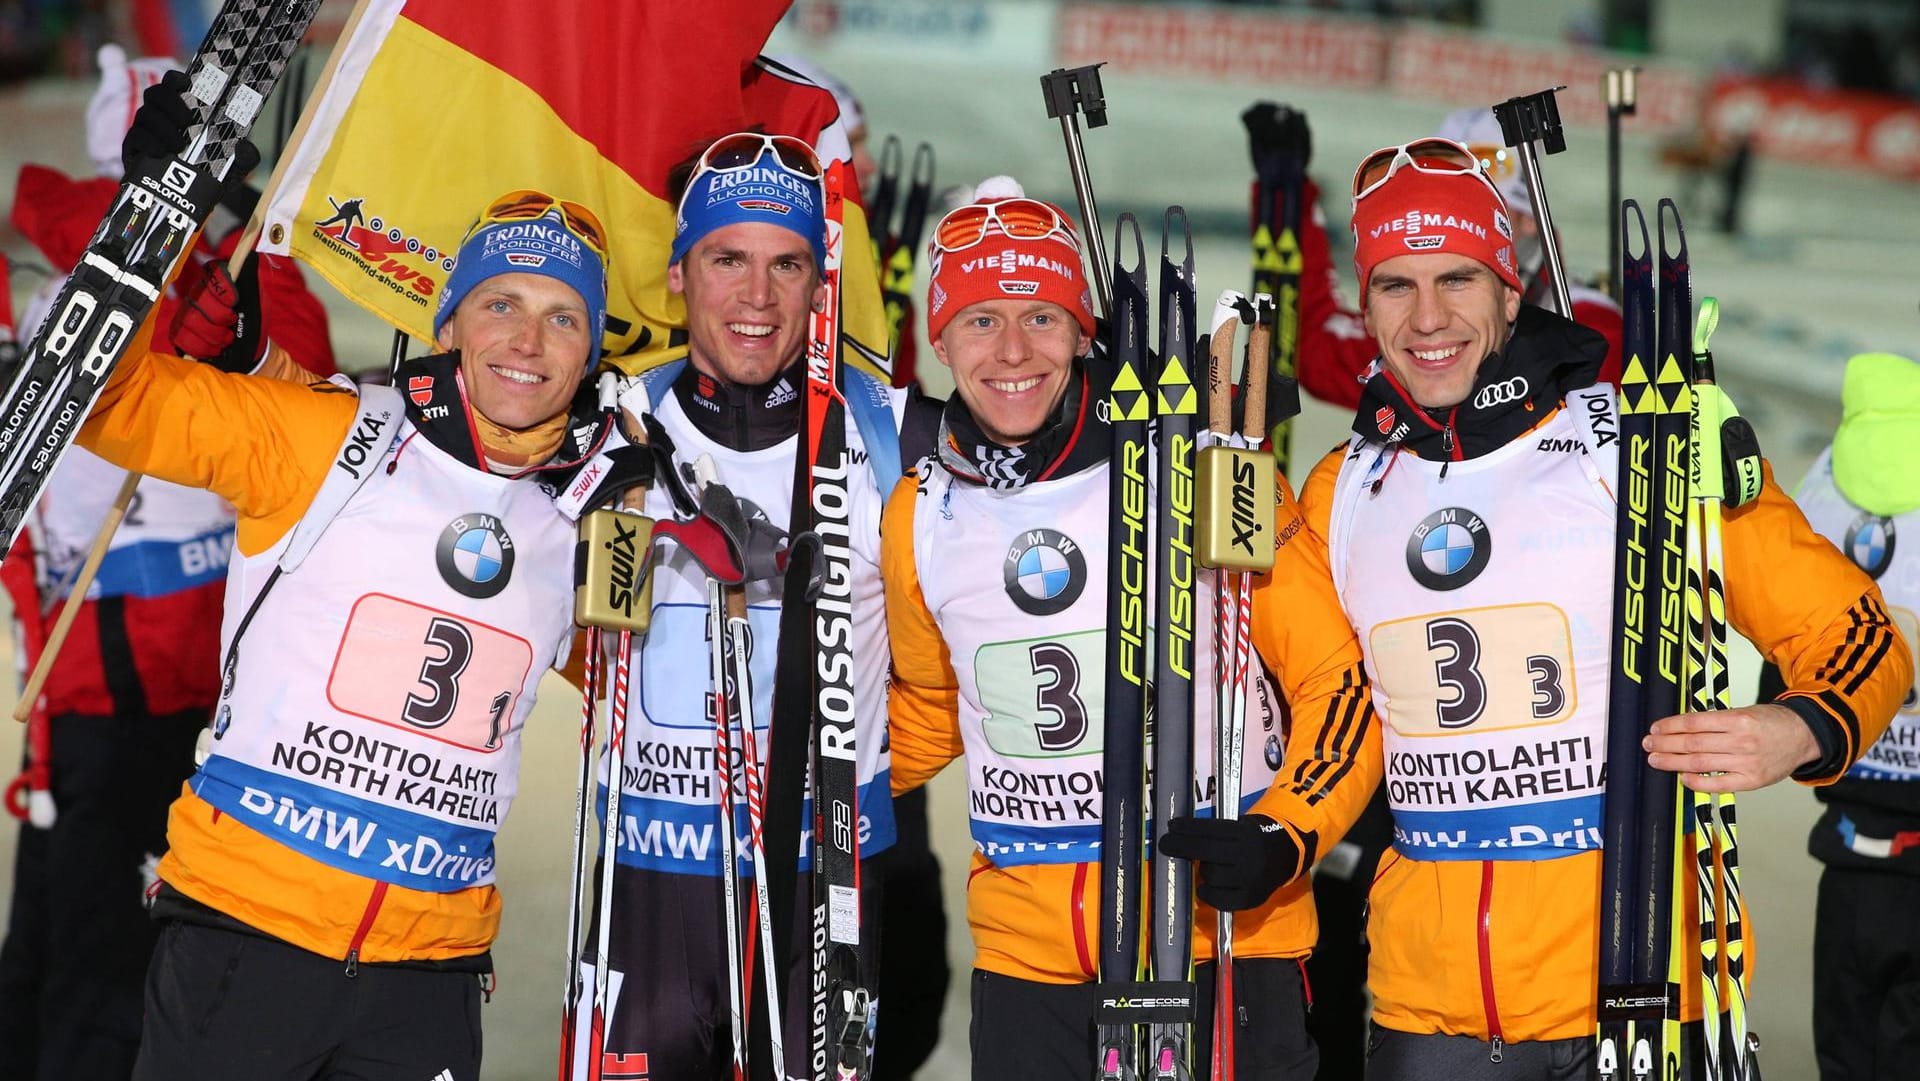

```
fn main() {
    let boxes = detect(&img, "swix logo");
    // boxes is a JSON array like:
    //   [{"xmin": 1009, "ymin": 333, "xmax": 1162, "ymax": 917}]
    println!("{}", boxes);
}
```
[
  {"xmin": 569, "ymin": 459, "xmax": 606, "ymax": 501},
  {"xmin": 408, "ymin": 375, "xmax": 435, "ymax": 407},
  {"xmin": 602, "ymin": 514, "xmax": 645, "ymax": 616},
  {"xmin": 1472, "ymin": 377, "xmax": 1528, "ymax": 409},
  {"xmin": 1228, "ymin": 456, "xmax": 1263, "ymax": 555},
  {"xmin": 1369, "ymin": 209, "xmax": 1488, "ymax": 241},
  {"xmin": 1374, "ymin": 406, "xmax": 1397, "ymax": 434},
  {"xmin": 998, "ymin": 279, "xmax": 1041, "ymax": 295}
]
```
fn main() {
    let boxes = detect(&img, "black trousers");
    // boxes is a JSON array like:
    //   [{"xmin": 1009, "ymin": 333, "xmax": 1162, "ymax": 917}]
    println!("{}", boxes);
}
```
[
  {"xmin": 579, "ymin": 858, "xmax": 886, "ymax": 1081},
  {"xmin": 133, "ymin": 921, "xmax": 484, "ymax": 1081},
  {"xmin": 0, "ymin": 708, "xmax": 204, "ymax": 1081},
  {"xmin": 969, "ymin": 958, "xmax": 1318, "ymax": 1081},
  {"xmin": 1814, "ymin": 864, "xmax": 1920, "ymax": 1080},
  {"xmin": 872, "ymin": 787, "xmax": 950, "ymax": 1081}
]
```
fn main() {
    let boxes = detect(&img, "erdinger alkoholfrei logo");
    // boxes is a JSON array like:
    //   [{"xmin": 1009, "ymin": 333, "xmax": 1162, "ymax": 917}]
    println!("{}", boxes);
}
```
[
  {"xmin": 1846, "ymin": 512, "xmax": 1896, "ymax": 579},
  {"xmin": 1406, "ymin": 507, "xmax": 1491, "ymax": 590},
  {"xmin": 436, "ymin": 514, "xmax": 515, "ymax": 599},
  {"xmin": 1004, "ymin": 528, "xmax": 1087, "ymax": 616}
]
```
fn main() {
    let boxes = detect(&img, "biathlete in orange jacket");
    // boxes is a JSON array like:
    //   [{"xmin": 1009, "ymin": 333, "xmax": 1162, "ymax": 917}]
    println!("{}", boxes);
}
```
[
  {"xmin": 1294, "ymin": 137, "xmax": 1909, "ymax": 1080},
  {"xmin": 884, "ymin": 176, "xmax": 1381, "ymax": 1081},
  {"xmin": 74, "ymin": 177, "xmax": 637, "ymax": 1080}
]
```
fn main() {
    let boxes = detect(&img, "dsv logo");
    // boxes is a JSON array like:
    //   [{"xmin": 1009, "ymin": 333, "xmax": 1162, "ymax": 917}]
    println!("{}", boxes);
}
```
[{"xmin": 1472, "ymin": 377, "xmax": 1528, "ymax": 409}]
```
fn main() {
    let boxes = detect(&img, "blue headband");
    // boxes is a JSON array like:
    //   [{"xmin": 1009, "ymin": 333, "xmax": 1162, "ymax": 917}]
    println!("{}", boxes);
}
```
[
  {"xmin": 670, "ymin": 155, "xmax": 827, "ymax": 270},
  {"xmin": 433, "ymin": 210, "xmax": 608, "ymax": 364}
]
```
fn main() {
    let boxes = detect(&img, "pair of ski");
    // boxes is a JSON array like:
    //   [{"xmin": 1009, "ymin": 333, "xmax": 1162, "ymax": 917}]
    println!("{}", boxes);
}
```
[
  {"xmin": 0, "ymin": 0, "xmax": 321, "ymax": 553},
  {"xmin": 866, "ymin": 135, "xmax": 935, "ymax": 364},
  {"xmin": 1094, "ymin": 209, "xmax": 1275, "ymax": 1081},
  {"xmin": 1597, "ymin": 199, "xmax": 1762, "ymax": 1081}
]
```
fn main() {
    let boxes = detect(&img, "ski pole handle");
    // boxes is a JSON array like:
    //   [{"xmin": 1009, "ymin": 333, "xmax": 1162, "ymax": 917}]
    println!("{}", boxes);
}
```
[
  {"xmin": 13, "ymin": 470, "xmax": 141, "ymax": 724},
  {"xmin": 1041, "ymin": 64, "xmax": 1113, "ymax": 318},
  {"xmin": 1206, "ymin": 291, "xmax": 1246, "ymax": 437},
  {"xmin": 1243, "ymin": 296, "xmax": 1274, "ymax": 443}
]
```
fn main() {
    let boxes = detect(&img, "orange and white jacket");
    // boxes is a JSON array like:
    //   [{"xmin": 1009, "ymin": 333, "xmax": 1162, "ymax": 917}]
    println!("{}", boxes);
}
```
[
  {"xmin": 78, "ymin": 334, "xmax": 576, "ymax": 966},
  {"xmin": 1303, "ymin": 386, "xmax": 1909, "ymax": 1044},
  {"xmin": 885, "ymin": 446, "xmax": 1380, "ymax": 985}
]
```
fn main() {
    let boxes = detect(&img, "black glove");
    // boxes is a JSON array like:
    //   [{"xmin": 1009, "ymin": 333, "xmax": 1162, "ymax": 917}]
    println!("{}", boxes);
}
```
[
  {"xmin": 122, "ymin": 68, "xmax": 260, "ymax": 186},
  {"xmin": 1159, "ymin": 813, "xmax": 1301, "ymax": 912},
  {"xmin": 1242, "ymin": 102, "xmax": 1311, "ymax": 181}
]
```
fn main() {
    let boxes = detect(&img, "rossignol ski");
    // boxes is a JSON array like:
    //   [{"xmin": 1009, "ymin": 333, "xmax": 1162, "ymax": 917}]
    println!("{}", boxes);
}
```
[
  {"xmin": 0, "ymin": 0, "xmax": 320, "ymax": 550},
  {"xmin": 1094, "ymin": 212, "xmax": 1152, "ymax": 1081},
  {"xmin": 801, "ymin": 162, "xmax": 874, "ymax": 1081},
  {"xmin": 1147, "ymin": 207, "xmax": 1199, "ymax": 1081}
]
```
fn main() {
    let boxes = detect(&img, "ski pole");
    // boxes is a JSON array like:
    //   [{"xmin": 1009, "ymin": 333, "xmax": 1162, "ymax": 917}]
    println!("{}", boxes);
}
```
[
  {"xmin": 881, "ymin": 142, "xmax": 936, "ymax": 363},
  {"xmin": 1604, "ymin": 69, "xmax": 1638, "ymax": 300},
  {"xmin": 1040, "ymin": 64, "xmax": 1114, "ymax": 318},
  {"xmin": 710, "ymin": 575, "xmax": 749, "ymax": 1079},
  {"xmin": 730, "ymin": 585, "xmax": 787, "ymax": 1078},
  {"xmin": 869, "ymin": 134, "xmax": 902, "ymax": 270},
  {"xmin": 1201, "ymin": 292, "xmax": 1243, "ymax": 1081},
  {"xmin": 558, "ymin": 625, "xmax": 602, "ymax": 1081},
  {"xmin": 1491, "ymin": 87, "xmax": 1574, "ymax": 316}
]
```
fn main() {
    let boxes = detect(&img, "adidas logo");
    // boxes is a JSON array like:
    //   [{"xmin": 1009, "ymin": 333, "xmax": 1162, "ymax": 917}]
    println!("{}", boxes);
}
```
[
  {"xmin": 426, "ymin": 1070, "xmax": 455, "ymax": 1081},
  {"xmin": 764, "ymin": 379, "xmax": 797, "ymax": 408}
]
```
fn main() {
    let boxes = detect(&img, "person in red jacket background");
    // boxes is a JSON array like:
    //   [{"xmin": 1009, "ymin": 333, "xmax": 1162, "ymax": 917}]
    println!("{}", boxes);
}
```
[
  {"xmin": 0, "ymin": 44, "xmax": 335, "ymax": 1081},
  {"xmin": 1261, "ymin": 105, "xmax": 1622, "ymax": 414}
]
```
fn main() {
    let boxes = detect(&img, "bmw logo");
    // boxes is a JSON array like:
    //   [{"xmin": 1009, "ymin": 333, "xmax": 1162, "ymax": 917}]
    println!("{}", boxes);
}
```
[
  {"xmin": 1845, "ymin": 513, "xmax": 1895, "ymax": 579},
  {"xmin": 436, "ymin": 514, "xmax": 516, "ymax": 599},
  {"xmin": 1265, "ymin": 733, "xmax": 1283, "ymax": 771},
  {"xmin": 1406, "ymin": 507, "xmax": 1491, "ymax": 591},
  {"xmin": 1003, "ymin": 528, "xmax": 1087, "ymax": 616}
]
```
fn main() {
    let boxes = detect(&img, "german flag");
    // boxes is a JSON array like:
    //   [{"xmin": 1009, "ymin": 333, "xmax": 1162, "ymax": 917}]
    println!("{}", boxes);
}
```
[{"xmin": 257, "ymin": 0, "xmax": 888, "ymax": 376}]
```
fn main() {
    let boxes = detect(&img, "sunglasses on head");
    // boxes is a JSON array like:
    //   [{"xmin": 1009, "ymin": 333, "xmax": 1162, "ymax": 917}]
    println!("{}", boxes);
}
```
[
  {"xmin": 930, "ymin": 198, "xmax": 1080, "ymax": 256},
  {"xmin": 477, "ymin": 189, "xmax": 609, "ymax": 256},
  {"xmin": 695, "ymin": 132, "xmax": 824, "ymax": 181},
  {"xmin": 1351, "ymin": 138, "xmax": 1503, "ymax": 207}
]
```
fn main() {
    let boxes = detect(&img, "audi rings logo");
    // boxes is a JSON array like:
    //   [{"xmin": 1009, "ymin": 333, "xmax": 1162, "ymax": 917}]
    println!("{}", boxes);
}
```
[{"xmin": 1472, "ymin": 377, "xmax": 1529, "ymax": 410}]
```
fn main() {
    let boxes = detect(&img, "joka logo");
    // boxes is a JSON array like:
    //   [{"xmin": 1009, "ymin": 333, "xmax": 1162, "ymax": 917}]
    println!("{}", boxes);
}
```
[
  {"xmin": 1846, "ymin": 513, "xmax": 1896, "ymax": 579},
  {"xmin": 1405, "ymin": 507, "xmax": 1491, "ymax": 590},
  {"xmin": 1003, "ymin": 528, "xmax": 1087, "ymax": 616},
  {"xmin": 1472, "ymin": 377, "xmax": 1529, "ymax": 410},
  {"xmin": 1375, "ymin": 406, "xmax": 1397, "ymax": 435},
  {"xmin": 436, "ymin": 514, "xmax": 516, "ymax": 599},
  {"xmin": 408, "ymin": 375, "xmax": 435, "ymax": 407}
]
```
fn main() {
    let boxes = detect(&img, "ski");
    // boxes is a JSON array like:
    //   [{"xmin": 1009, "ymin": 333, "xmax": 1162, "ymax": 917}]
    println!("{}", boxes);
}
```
[
  {"xmin": 1147, "ymin": 207, "xmax": 1199, "ymax": 1081},
  {"xmin": 1597, "ymin": 200, "xmax": 1657, "ymax": 1081},
  {"xmin": 1683, "ymin": 288, "xmax": 1764, "ymax": 1081},
  {"xmin": 1094, "ymin": 212, "xmax": 1151, "ymax": 1081},
  {"xmin": 0, "ymin": 0, "xmax": 320, "ymax": 550},
  {"xmin": 1244, "ymin": 104, "xmax": 1304, "ymax": 478},
  {"xmin": 879, "ymin": 141, "xmax": 935, "ymax": 361},
  {"xmin": 801, "ymin": 162, "xmax": 872, "ymax": 1081}
]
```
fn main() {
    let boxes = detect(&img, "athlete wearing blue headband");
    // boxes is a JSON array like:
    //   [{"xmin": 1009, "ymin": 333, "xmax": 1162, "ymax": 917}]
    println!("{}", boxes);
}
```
[{"xmin": 670, "ymin": 131, "xmax": 828, "ymax": 271}]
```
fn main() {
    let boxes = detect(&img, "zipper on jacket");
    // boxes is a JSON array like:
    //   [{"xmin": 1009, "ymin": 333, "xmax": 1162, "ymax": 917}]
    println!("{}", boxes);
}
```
[
  {"xmin": 1071, "ymin": 861, "xmax": 1095, "ymax": 979},
  {"xmin": 344, "ymin": 880, "xmax": 390, "ymax": 977},
  {"xmin": 1477, "ymin": 860, "xmax": 1503, "ymax": 1062}
]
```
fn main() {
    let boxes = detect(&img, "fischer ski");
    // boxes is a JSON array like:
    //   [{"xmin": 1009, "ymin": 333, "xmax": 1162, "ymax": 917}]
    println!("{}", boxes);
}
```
[
  {"xmin": 0, "ymin": 0, "xmax": 320, "ymax": 551},
  {"xmin": 1147, "ymin": 207, "xmax": 1199, "ymax": 1081},
  {"xmin": 1094, "ymin": 212, "xmax": 1152, "ymax": 1081}
]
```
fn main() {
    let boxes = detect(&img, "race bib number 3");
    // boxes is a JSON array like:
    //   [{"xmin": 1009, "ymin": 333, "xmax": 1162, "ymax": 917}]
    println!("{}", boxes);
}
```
[
  {"xmin": 327, "ymin": 593, "xmax": 532, "ymax": 753},
  {"xmin": 1370, "ymin": 603, "xmax": 1576, "ymax": 737},
  {"xmin": 974, "ymin": 630, "xmax": 1106, "ymax": 759}
]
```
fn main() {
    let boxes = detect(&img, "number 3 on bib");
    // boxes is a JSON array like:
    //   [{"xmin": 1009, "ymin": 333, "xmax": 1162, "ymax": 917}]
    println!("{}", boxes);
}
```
[
  {"xmin": 328, "ymin": 594, "xmax": 535, "ymax": 752},
  {"xmin": 1371, "ymin": 603, "xmax": 1575, "ymax": 737}
]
